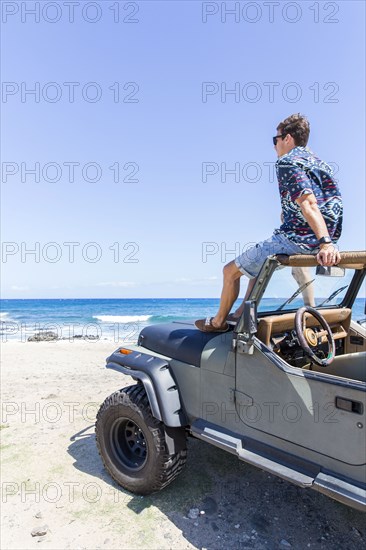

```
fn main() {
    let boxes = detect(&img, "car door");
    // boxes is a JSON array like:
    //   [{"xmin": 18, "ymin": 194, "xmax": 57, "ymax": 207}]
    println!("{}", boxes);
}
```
[{"xmin": 234, "ymin": 340, "xmax": 366, "ymax": 466}]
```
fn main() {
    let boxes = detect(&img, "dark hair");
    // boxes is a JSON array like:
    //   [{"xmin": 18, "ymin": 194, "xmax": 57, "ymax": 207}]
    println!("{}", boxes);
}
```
[{"xmin": 277, "ymin": 113, "xmax": 310, "ymax": 146}]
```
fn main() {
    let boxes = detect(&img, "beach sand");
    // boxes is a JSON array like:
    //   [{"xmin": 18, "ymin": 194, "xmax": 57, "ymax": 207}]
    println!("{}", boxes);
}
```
[{"xmin": 1, "ymin": 340, "xmax": 365, "ymax": 550}]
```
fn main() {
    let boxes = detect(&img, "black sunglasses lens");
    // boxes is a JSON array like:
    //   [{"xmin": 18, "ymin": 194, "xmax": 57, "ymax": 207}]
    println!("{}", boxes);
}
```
[{"xmin": 273, "ymin": 134, "xmax": 286, "ymax": 145}]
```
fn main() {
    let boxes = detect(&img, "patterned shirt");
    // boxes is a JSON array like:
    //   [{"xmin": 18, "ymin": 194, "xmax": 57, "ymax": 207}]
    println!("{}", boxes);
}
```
[{"xmin": 275, "ymin": 146, "xmax": 343, "ymax": 249}]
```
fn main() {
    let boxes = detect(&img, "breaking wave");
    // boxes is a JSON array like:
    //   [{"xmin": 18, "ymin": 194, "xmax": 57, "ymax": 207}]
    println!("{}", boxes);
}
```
[{"xmin": 93, "ymin": 315, "xmax": 153, "ymax": 323}]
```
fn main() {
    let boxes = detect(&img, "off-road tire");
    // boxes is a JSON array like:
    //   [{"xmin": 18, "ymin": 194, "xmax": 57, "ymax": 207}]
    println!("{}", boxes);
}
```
[{"xmin": 95, "ymin": 384, "xmax": 187, "ymax": 495}]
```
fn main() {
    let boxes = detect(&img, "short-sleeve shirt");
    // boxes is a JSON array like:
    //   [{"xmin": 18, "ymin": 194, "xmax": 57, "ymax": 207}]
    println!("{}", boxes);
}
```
[{"xmin": 275, "ymin": 146, "xmax": 343, "ymax": 249}]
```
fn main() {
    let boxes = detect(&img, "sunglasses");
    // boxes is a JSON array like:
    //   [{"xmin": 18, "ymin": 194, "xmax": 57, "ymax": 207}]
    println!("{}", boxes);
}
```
[{"xmin": 272, "ymin": 133, "xmax": 287, "ymax": 146}]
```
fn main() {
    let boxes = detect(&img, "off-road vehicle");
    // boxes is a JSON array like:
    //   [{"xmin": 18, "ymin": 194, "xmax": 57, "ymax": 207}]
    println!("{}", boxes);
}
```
[{"xmin": 95, "ymin": 252, "xmax": 366, "ymax": 511}]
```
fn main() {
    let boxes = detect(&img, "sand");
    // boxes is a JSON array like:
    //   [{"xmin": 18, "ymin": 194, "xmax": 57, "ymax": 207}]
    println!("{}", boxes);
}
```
[{"xmin": 1, "ymin": 340, "xmax": 365, "ymax": 550}]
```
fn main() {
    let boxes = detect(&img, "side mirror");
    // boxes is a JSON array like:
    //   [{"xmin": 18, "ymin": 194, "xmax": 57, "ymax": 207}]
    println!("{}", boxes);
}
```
[{"xmin": 316, "ymin": 265, "xmax": 345, "ymax": 277}]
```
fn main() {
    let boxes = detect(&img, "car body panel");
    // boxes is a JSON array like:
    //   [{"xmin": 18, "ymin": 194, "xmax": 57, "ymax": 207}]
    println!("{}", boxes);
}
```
[{"xmin": 234, "ymin": 342, "xmax": 366, "ymax": 466}]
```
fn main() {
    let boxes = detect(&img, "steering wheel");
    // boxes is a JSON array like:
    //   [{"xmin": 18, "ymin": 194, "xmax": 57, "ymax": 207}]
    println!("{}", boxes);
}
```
[{"xmin": 295, "ymin": 306, "xmax": 335, "ymax": 367}]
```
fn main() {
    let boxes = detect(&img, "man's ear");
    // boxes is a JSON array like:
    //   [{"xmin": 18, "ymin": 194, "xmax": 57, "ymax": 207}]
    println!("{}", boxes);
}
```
[{"xmin": 285, "ymin": 133, "xmax": 295, "ymax": 146}]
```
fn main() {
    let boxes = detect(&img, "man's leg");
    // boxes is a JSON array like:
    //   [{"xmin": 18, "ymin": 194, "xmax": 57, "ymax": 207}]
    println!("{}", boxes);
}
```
[
  {"xmin": 229, "ymin": 261, "xmax": 315, "ymax": 320},
  {"xmin": 210, "ymin": 261, "xmax": 243, "ymax": 328},
  {"xmin": 229, "ymin": 277, "xmax": 257, "ymax": 319},
  {"xmin": 196, "ymin": 237, "xmax": 273, "ymax": 331}
]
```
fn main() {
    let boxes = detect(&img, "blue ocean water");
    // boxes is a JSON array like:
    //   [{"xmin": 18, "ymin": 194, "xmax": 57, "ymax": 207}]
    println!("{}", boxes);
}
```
[
  {"xmin": 1, "ymin": 298, "xmax": 365, "ymax": 344},
  {"xmin": 0, "ymin": 298, "xmax": 219, "ymax": 343}
]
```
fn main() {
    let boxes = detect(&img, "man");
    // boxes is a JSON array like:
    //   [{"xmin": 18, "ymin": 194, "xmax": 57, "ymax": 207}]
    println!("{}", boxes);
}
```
[{"xmin": 196, "ymin": 113, "xmax": 343, "ymax": 332}]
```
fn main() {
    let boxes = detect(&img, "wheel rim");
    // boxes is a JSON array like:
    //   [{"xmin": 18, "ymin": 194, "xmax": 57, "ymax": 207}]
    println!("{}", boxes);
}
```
[{"xmin": 109, "ymin": 418, "xmax": 148, "ymax": 471}]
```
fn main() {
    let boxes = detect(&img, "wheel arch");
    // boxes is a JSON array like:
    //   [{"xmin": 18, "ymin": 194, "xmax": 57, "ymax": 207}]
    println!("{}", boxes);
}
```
[{"xmin": 106, "ymin": 352, "xmax": 188, "ymax": 428}]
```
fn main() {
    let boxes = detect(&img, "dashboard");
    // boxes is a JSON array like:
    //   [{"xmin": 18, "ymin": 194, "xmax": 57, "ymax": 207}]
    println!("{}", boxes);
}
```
[{"xmin": 256, "ymin": 308, "xmax": 352, "ymax": 368}]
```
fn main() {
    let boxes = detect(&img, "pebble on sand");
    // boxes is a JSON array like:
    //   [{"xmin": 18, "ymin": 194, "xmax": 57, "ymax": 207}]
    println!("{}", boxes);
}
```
[{"xmin": 31, "ymin": 525, "xmax": 49, "ymax": 537}]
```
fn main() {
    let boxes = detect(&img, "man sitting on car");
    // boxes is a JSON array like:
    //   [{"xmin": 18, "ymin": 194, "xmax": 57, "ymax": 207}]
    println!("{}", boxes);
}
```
[{"xmin": 196, "ymin": 113, "xmax": 343, "ymax": 333}]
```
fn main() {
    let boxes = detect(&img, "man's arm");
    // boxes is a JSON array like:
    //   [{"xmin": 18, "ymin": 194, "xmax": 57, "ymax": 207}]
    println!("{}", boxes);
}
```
[{"xmin": 296, "ymin": 193, "xmax": 341, "ymax": 266}]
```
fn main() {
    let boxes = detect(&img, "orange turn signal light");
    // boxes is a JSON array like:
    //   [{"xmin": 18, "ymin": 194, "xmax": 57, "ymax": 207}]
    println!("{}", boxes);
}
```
[{"xmin": 119, "ymin": 348, "xmax": 133, "ymax": 355}]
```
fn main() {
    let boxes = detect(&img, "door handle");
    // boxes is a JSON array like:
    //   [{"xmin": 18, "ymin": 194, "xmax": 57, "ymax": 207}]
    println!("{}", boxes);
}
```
[{"xmin": 335, "ymin": 397, "xmax": 364, "ymax": 415}]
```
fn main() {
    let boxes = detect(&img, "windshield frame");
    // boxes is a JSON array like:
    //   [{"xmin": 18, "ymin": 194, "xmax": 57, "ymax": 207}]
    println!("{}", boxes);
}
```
[{"xmin": 244, "ymin": 256, "xmax": 365, "ymax": 319}]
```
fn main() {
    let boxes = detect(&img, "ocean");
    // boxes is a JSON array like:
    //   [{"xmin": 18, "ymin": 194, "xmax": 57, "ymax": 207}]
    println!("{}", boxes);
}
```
[{"xmin": 1, "ymin": 298, "xmax": 365, "ymax": 344}]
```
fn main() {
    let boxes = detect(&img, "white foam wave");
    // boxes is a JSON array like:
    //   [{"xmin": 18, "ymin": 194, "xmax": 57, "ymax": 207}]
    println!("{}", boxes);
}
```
[
  {"xmin": 93, "ymin": 315, "xmax": 152, "ymax": 323},
  {"xmin": 0, "ymin": 312, "xmax": 9, "ymax": 319}
]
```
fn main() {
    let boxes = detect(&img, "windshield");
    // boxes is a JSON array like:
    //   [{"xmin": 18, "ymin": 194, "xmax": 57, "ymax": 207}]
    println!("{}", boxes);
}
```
[{"xmin": 257, "ymin": 265, "xmax": 364, "ymax": 315}]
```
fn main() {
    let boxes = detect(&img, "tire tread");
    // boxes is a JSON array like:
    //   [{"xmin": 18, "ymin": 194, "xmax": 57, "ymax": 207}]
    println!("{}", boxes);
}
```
[{"xmin": 96, "ymin": 384, "xmax": 187, "ymax": 494}]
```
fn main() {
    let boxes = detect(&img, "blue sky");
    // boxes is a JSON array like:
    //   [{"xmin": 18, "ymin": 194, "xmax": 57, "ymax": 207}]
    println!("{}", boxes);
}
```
[{"xmin": 1, "ymin": 0, "xmax": 365, "ymax": 298}]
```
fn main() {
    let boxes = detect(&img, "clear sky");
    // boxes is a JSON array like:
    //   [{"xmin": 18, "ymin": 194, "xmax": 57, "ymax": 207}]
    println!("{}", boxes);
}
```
[{"xmin": 1, "ymin": 0, "xmax": 365, "ymax": 299}]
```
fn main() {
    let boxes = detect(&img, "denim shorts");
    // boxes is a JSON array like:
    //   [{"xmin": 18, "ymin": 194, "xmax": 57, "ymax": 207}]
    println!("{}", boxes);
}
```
[{"xmin": 234, "ymin": 233, "xmax": 315, "ymax": 278}]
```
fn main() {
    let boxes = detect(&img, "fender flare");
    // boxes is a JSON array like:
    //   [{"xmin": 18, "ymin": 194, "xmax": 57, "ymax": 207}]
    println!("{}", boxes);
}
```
[{"xmin": 106, "ymin": 350, "xmax": 188, "ymax": 428}]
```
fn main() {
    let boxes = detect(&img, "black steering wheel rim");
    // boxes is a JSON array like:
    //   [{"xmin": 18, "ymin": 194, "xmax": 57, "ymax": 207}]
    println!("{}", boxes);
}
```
[{"xmin": 295, "ymin": 306, "xmax": 335, "ymax": 367}]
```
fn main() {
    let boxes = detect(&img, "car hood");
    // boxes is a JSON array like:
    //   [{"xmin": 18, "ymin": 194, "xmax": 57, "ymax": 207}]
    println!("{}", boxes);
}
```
[{"xmin": 138, "ymin": 321, "xmax": 233, "ymax": 367}]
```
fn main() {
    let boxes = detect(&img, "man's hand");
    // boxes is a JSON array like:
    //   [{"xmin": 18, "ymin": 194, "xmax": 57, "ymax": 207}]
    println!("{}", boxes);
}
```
[{"xmin": 317, "ymin": 243, "xmax": 341, "ymax": 266}]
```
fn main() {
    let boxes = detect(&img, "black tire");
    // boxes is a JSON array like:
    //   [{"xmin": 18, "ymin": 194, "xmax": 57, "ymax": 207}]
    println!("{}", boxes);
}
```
[{"xmin": 95, "ymin": 384, "xmax": 187, "ymax": 495}]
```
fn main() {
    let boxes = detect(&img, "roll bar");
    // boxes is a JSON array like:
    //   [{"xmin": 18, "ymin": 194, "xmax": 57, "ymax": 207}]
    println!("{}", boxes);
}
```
[{"xmin": 276, "ymin": 251, "xmax": 366, "ymax": 269}]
